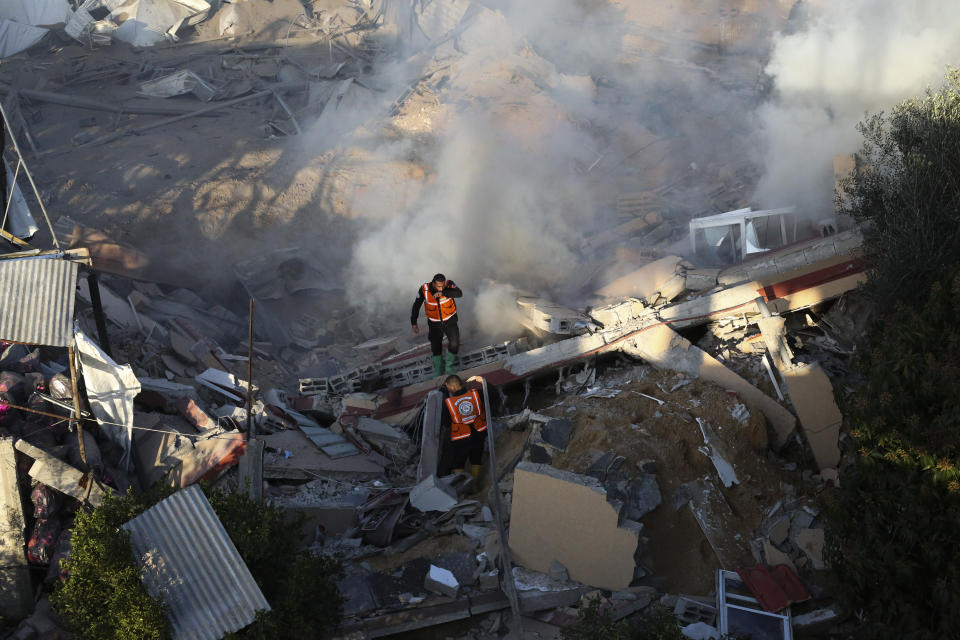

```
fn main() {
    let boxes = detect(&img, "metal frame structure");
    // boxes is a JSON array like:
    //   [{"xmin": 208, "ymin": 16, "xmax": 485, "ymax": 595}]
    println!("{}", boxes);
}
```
[
  {"xmin": 716, "ymin": 569, "xmax": 793, "ymax": 640},
  {"xmin": 690, "ymin": 207, "xmax": 798, "ymax": 263}
]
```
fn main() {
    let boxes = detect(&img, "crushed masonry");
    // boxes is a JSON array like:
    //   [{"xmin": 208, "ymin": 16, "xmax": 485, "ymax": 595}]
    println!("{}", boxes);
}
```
[{"xmin": 0, "ymin": 3, "xmax": 875, "ymax": 635}]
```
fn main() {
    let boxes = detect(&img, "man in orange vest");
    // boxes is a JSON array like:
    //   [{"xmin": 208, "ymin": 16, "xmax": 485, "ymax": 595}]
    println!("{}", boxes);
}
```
[
  {"xmin": 439, "ymin": 375, "xmax": 487, "ymax": 479},
  {"xmin": 411, "ymin": 273, "xmax": 462, "ymax": 377}
]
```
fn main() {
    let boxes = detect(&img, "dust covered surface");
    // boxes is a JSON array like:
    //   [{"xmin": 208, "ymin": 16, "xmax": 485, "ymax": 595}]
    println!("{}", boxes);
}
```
[{"xmin": 537, "ymin": 364, "xmax": 801, "ymax": 593}]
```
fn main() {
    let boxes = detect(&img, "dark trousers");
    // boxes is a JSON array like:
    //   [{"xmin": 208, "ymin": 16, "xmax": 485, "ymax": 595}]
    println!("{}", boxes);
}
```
[
  {"xmin": 439, "ymin": 430, "xmax": 486, "ymax": 474},
  {"xmin": 428, "ymin": 316, "xmax": 460, "ymax": 356}
]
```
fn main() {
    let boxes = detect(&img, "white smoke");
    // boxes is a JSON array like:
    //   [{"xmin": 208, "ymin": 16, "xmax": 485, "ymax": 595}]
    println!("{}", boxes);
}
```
[
  {"xmin": 754, "ymin": 0, "xmax": 960, "ymax": 215},
  {"xmin": 345, "ymin": 4, "xmax": 608, "ymax": 324}
]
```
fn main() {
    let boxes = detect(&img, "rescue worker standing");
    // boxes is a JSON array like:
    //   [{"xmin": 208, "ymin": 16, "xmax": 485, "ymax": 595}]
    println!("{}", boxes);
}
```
[
  {"xmin": 439, "ymin": 375, "xmax": 487, "ymax": 479},
  {"xmin": 411, "ymin": 273, "xmax": 462, "ymax": 377}
]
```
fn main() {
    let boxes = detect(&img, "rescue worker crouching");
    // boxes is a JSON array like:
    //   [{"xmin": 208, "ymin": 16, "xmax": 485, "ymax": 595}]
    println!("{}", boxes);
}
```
[
  {"xmin": 411, "ymin": 273, "xmax": 462, "ymax": 377},
  {"xmin": 438, "ymin": 375, "xmax": 486, "ymax": 480}
]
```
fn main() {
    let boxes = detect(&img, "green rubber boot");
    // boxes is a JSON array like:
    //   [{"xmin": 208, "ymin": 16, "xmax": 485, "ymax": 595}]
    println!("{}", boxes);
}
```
[
  {"xmin": 443, "ymin": 352, "xmax": 456, "ymax": 375},
  {"xmin": 432, "ymin": 355, "xmax": 444, "ymax": 377}
]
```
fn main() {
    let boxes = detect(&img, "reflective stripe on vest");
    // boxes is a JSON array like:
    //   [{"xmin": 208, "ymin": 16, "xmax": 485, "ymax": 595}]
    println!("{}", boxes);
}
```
[
  {"xmin": 445, "ymin": 389, "xmax": 487, "ymax": 441},
  {"xmin": 422, "ymin": 283, "xmax": 457, "ymax": 322}
]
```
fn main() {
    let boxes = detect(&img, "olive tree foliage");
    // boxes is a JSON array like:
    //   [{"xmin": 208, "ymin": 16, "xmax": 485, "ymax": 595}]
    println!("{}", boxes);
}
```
[
  {"xmin": 825, "ymin": 68, "xmax": 960, "ymax": 640},
  {"xmin": 839, "ymin": 68, "xmax": 960, "ymax": 311}
]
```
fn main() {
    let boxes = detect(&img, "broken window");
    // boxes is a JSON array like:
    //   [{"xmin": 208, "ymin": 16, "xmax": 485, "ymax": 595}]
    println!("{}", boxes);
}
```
[
  {"xmin": 716, "ymin": 569, "xmax": 793, "ymax": 640},
  {"xmin": 689, "ymin": 207, "xmax": 801, "ymax": 265}
]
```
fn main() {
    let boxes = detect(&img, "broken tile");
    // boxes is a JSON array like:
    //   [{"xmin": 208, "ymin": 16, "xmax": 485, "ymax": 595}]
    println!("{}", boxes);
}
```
[{"xmin": 509, "ymin": 462, "xmax": 642, "ymax": 590}]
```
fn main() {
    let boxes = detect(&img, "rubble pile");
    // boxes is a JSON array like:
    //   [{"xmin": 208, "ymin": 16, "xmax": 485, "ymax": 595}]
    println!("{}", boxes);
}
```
[{"xmin": 0, "ymin": 0, "xmax": 869, "ymax": 638}]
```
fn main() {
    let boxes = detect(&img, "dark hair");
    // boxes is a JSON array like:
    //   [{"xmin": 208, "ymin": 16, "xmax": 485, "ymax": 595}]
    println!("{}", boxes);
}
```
[
  {"xmin": 444, "ymin": 375, "xmax": 463, "ymax": 387},
  {"xmin": 432, "ymin": 273, "xmax": 446, "ymax": 283}
]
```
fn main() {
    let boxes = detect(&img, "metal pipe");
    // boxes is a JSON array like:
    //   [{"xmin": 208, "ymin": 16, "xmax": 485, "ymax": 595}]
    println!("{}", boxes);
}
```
[
  {"xmin": 471, "ymin": 375, "xmax": 522, "ymax": 637},
  {"xmin": 246, "ymin": 298, "xmax": 255, "ymax": 439},
  {"xmin": 87, "ymin": 272, "xmax": 112, "ymax": 358}
]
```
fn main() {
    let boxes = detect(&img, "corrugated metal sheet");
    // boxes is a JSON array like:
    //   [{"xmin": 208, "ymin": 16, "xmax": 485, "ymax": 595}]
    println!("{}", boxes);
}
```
[
  {"xmin": 0, "ymin": 257, "xmax": 78, "ymax": 346},
  {"xmin": 123, "ymin": 485, "xmax": 270, "ymax": 640}
]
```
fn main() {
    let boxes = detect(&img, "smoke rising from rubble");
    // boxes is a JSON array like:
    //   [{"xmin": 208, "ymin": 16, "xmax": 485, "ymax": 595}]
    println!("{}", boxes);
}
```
[
  {"xmin": 754, "ymin": 0, "xmax": 960, "ymax": 215},
  {"xmin": 343, "ymin": 2, "xmax": 616, "ymax": 331}
]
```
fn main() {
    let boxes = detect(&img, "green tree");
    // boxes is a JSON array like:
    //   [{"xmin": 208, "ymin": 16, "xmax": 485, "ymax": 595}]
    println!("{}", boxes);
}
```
[
  {"xmin": 840, "ymin": 68, "xmax": 960, "ymax": 311},
  {"xmin": 51, "ymin": 487, "xmax": 173, "ymax": 640},
  {"xmin": 827, "ymin": 67, "xmax": 960, "ymax": 640}
]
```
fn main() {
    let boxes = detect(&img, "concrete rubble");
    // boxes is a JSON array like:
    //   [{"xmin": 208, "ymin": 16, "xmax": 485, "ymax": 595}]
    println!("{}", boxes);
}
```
[{"xmin": 0, "ymin": 1, "xmax": 872, "ymax": 637}]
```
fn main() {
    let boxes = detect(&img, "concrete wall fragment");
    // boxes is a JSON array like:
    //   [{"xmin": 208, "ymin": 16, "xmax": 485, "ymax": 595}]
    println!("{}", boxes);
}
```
[
  {"xmin": 596, "ymin": 256, "xmax": 686, "ymax": 306},
  {"xmin": 620, "ymin": 324, "xmax": 796, "ymax": 447},
  {"xmin": 0, "ymin": 437, "xmax": 32, "ymax": 619},
  {"xmin": 781, "ymin": 363, "xmax": 841, "ymax": 471},
  {"xmin": 509, "ymin": 462, "xmax": 641, "ymax": 591}
]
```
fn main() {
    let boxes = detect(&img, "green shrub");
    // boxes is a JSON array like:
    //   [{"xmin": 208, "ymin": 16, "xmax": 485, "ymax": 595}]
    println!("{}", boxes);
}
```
[
  {"xmin": 209, "ymin": 488, "xmax": 344, "ymax": 639},
  {"xmin": 823, "ymin": 460, "xmax": 960, "ymax": 640},
  {"xmin": 52, "ymin": 486, "xmax": 343, "ymax": 640},
  {"xmin": 560, "ymin": 599, "xmax": 686, "ymax": 640},
  {"xmin": 51, "ymin": 487, "xmax": 173, "ymax": 640}
]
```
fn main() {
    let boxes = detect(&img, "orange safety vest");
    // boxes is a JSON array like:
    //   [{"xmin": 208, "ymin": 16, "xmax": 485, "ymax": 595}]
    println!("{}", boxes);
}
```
[
  {"xmin": 422, "ymin": 283, "xmax": 457, "ymax": 323},
  {"xmin": 445, "ymin": 389, "xmax": 487, "ymax": 441}
]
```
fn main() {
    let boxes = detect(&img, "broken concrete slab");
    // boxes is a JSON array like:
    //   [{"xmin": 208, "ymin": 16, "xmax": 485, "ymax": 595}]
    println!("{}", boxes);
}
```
[
  {"xmin": 761, "ymin": 539, "xmax": 796, "ymax": 573},
  {"xmin": 596, "ymin": 256, "xmax": 686, "ymax": 306},
  {"xmin": 540, "ymin": 418, "xmax": 574, "ymax": 451},
  {"xmin": 0, "ymin": 437, "xmax": 32, "ymax": 619},
  {"xmin": 621, "ymin": 324, "xmax": 796, "ymax": 447},
  {"xmin": 767, "ymin": 515, "xmax": 790, "ymax": 546},
  {"xmin": 622, "ymin": 474, "xmax": 661, "ymax": 520},
  {"xmin": 260, "ymin": 429, "xmax": 384, "ymax": 480},
  {"xmin": 793, "ymin": 606, "xmax": 844, "ymax": 633},
  {"xmin": 794, "ymin": 528, "xmax": 826, "ymax": 570},
  {"xmin": 685, "ymin": 268, "xmax": 719, "ymax": 292},
  {"xmin": 356, "ymin": 416, "xmax": 410, "ymax": 445},
  {"xmin": 685, "ymin": 478, "xmax": 753, "ymax": 569},
  {"xmin": 510, "ymin": 462, "xmax": 642, "ymax": 591},
  {"xmin": 417, "ymin": 390, "xmax": 443, "ymax": 481},
  {"xmin": 696, "ymin": 418, "xmax": 738, "ymax": 488},
  {"xmin": 15, "ymin": 439, "xmax": 113, "ymax": 507},
  {"xmin": 433, "ymin": 551, "xmax": 478, "ymax": 587},
  {"xmin": 781, "ymin": 362, "xmax": 841, "ymax": 470},
  {"xmin": 410, "ymin": 474, "xmax": 458, "ymax": 513},
  {"xmin": 425, "ymin": 564, "xmax": 459, "ymax": 599}
]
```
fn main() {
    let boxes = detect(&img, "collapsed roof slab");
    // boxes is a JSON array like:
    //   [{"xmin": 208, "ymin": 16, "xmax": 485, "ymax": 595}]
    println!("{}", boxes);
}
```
[{"xmin": 367, "ymin": 249, "xmax": 865, "ymax": 422}]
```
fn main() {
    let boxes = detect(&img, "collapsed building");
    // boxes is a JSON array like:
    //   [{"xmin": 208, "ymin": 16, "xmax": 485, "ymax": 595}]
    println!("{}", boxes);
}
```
[{"xmin": 0, "ymin": 1, "xmax": 861, "ymax": 639}]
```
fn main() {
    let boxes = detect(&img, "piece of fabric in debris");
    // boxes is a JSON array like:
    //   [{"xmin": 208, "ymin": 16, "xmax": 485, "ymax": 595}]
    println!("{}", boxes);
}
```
[{"xmin": 74, "ymin": 329, "xmax": 139, "ymax": 470}]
